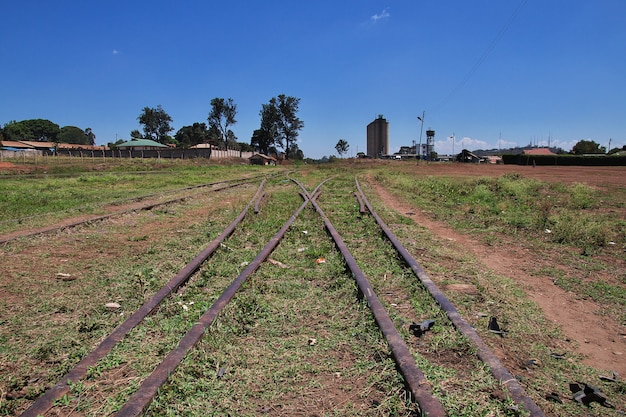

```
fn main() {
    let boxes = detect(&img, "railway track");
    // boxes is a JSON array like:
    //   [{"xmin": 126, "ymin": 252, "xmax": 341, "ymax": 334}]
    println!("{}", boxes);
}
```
[
  {"xmin": 4, "ymin": 174, "xmax": 547, "ymax": 416},
  {"xmin": 0, "ymin": 175, "xmax": 266, "ymax": 244}
]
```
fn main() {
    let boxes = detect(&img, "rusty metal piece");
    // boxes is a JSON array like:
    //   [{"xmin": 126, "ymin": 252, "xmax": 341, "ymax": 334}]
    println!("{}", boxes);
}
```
[
  {"xmin": 254, "ymin": 192, "xmax": 266, "ymax": 213},
  {"xmin": 20, "ymin": 180, "xmax": 268, "ymax": 417},
  {"xmin": 306, "ymin": 188, "xmax": 446, "ymax": 417},
  {"xmin": 114, "ymin": 194, "xmax": 311, "ymax": 417},
  {"xmin": 354, "ymin": 192, "xmax": 367, "ymax": 214},
  {"xmin": 355, "ymin": 177, "xmax": 546, "ymax": 417}
]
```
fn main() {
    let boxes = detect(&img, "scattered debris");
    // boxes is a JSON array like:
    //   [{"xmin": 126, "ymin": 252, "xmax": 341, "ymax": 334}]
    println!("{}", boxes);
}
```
[
  {"xmin": 308, "ymin": 338, "xmax": 317, "ymax": 346},
  {"xmin": 488, "ymin": 317, "xmax": 507, "ymax": 336},
  {"xmin": 599, "ymin": 371, "xmax": 619, "ymax": 383},
  {"xmin": 545, "ymin": 229, "xmax": 552, "ymax": 234},
  {"xmin": 523, "ymin": 359, "xmax": 541, "ymax": 369},
  {"xmin": 315, "ymin": 257, "xmax": 326, "ymax": 264},
  {"xmin": 267, "ymin": 258, "xmax": 288, "ymax": 268},
  {"xmin": 409, "ymin": 319, "xmax": 435, "ymax": 337},
  {"xmin": 297, "ymin": 247, "xmax": 307, "ymax": 253},
  {"xmin": 476, "ymin": 312, "xmax": 489, "ymax": 318},
  {"xmin": 105, "ymin": 302, "xmax": 121, "ymax": 311},
  {"xmin": 569, "ymin": 382, "xmax": 615, "ymax": 408},
  {"xmin": 550, "ymin": 352, "xmax": 566, "ymax": 360},
  {"xmin": 56, "ymin": 273, "xmax": 75, "ymax": 281},
  {"xmin": 217, "ymin": 368, "xmax": 226, "ymax": 379},
  {"xmin": 545, "ymin": 392, "xmax": 562, "ymax": 403}
]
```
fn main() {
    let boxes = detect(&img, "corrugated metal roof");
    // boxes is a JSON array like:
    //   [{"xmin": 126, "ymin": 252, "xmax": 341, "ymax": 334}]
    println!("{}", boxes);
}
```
[
  {"xmin": 0, "ymin": 141, "xmax": 35, "ymax": 149},
  {"xmin": 116, "ymin": 139, "xmax": 169, "ymax": 148},
  {"xmin": 249, "ymin": 153, "xmax": 277, "ymax": 161},
  {"xmin": 523, "ymin": 148, "xmax": 555, "ymax": 155},
  {"xmin": 18, "ymin": 141, "xmax": 56, "ymax": 148}
]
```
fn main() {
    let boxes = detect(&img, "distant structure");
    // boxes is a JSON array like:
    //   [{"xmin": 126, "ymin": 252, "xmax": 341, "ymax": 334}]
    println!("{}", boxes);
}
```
[
  {"xmin": 366, "ymin": 115, "xmax": 389, "ymax": 158},
  {"xmin": 425, "ymin": 129, "xmax": 435, "ymax": 159}
]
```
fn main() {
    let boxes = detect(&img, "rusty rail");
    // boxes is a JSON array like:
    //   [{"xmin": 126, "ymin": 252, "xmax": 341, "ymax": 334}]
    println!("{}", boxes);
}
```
[
  {"xmin": 298, "ymin": 181, "xmax": 446, "ymax": 417},
  {"xmin": 114, "ymin": 191, "xmax": 312, "ymax": 416},
  {"xmin": 20, "ymin": 179, "xmax": 268, "ymax": 417},
  {"xmin": 1, "ymin": 176, "xmax": 261, "ymax": 245},
  {"xmin": 355, "ymin": 177, "xmax": 546, "ymax": 417}
]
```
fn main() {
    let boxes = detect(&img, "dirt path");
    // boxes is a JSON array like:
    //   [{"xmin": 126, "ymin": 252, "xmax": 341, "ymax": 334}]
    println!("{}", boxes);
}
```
[{"xmin": 367, "ymin": 176, "xmax": 625, "ymax": 376}]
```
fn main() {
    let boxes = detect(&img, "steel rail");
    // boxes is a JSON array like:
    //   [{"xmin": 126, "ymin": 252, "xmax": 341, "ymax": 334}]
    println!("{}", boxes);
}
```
[
  {"xmin": 1, "ymin": 177, "xmax": 257, "ymax": 245},
  {"xmin": 19, "ymin": 179, "xmax": 268, "ymax": 417},
  {"xmin": 114, "ymin": 190, "xmax": 313, "ymax": 417},
  {"xmin": 355, "ymin": 177, "xmax": 547, "ymax": 417},
  {"xmin": 0, "ymin": 174, "xmax": 265, "ymax": 228},
  {"xmin": 301, "ymin": 183, "xmax": 446, "ymax": 417}
]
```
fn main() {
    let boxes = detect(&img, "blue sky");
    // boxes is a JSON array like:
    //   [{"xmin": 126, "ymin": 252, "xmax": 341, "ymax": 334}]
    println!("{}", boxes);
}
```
[{"xmin": 1, "ymin": 1, "xmax": 625, "ymax": 158}]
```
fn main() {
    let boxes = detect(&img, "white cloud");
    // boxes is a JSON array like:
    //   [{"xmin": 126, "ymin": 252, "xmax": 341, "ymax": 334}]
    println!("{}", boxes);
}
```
[
  {"xmin": 371, "ymin": 8, "xmax": 390, "ymax": 22},
  {"xmin": 112, "ymin": 49, "xmax": 120, "ymax": 55},
  {"xmin": 434, "ymin": 136, "xmax": 488, "ymax": 155}
]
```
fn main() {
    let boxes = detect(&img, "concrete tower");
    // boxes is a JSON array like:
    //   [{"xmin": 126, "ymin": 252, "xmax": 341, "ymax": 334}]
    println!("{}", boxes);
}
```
[{"xmin": 367, "ymin": 115, "xmax": 389, "ymax": 158}]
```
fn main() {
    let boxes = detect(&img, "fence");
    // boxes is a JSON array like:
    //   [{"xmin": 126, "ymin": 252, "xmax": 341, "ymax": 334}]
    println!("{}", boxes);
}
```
[{"xmin": 1, "ymin": 148, "xmax": 254, "ymax": 161}]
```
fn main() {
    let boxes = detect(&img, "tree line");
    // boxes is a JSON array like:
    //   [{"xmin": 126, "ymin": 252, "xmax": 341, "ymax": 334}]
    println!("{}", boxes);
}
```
[
  {"xmin": 1, "ymin": 94, "xmax": 305, "ymax": 159},
  {"xmin": 116, "ymin": 94, "xmax": 304, "ymax": 159},
  {"xmin": 0, "ymin": 119, "xmax": 96, "ymax": 145}
]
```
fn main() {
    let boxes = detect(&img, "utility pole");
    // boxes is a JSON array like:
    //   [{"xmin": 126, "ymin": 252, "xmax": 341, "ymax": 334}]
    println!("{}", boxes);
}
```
[
  {"xmin": 417, "ymin": 111, "xmax": 425, "ymax": 160},
  {"xmin": 451, "ymin": 133, "xmax": 455, "ymax": 157}
]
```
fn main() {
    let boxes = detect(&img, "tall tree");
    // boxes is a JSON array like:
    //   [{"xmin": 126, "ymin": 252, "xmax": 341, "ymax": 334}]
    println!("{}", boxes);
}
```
[
  {"xmin": 85, "ymin": 127, "xmax": 96, "ymax": 145},
  {"xmin": 137, "ymin": 105, "xmax": 173, "ymax": 144},
  {"xmin": 175, "ymin": 122, "xmax": 211, "ymax": 148},
  {"xmin": 257, "ymin": 94, "xmax": 304, "ymax": 159},
  {"xmin": 207, "ymin": 97, "xmax": 237, "ymax": 148},
  {"xmin": 252, "ymin": 101, "xmax": 280, "ymax": 155},
  {"xmin": 571, "ymin": 139, "xmax": 605, "ymax": 155},
  {"xmin": 274, "ymin": 94, "xmax": 304, "ymax": 159},
  {"xmin": 58, "ymin": 126, "xmax": 88, "ymax": 144},
  {"xmin": 335, "ymin": 139, "xmax": 349, "ymax": 158}
]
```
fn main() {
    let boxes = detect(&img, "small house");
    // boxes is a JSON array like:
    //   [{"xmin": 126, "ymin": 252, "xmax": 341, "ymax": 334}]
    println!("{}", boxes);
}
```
[{"xmin": 249, "ymin": 153, "xmax": 277, "ymax": 166}]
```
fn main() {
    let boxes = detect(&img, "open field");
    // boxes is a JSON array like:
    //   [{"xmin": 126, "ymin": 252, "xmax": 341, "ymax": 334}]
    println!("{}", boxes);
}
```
[{"xmin": 1, "ymin": 158, "xmax": 624, "ymax": 416}]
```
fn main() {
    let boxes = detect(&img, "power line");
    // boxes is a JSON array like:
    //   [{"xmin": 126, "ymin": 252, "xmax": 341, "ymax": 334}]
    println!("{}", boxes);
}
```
[{"xmin": 431, "ymin": 0, "xmax": 529, "ymax": 112}]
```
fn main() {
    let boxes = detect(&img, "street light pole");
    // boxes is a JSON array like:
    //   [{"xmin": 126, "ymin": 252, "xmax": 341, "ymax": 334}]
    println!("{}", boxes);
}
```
[
  {"xmin": 417, "ymin": 111, "xmax": 425, "ymax": 160},
  {"xmin": 451, "ymin": 133, "xmax": 455, "ymax": 158}
]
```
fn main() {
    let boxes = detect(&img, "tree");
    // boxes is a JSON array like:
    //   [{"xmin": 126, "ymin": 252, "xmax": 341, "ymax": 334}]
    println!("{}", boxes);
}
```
[
  {"xmin": 58, "ymin": 126, "xmax": 89, "ymax": 144},
  {"xmin": 274, "ymin": 94, "xmax": 304, "ymax": 159},
  {"xmin": 225, "ymin": 129, "xmax": 238, "ymax": 149},
  {"xmin": 85, "ymin": 128, "xmax": 96, "ymax": 145},
  {"xmin": 3, "ymin": 119, "xmax": 60, "ymax": 142},
  {"xmin": 130, "ymin": 129, "xmax": 143, "ymax": 140},
  {"xmin": 208, "ymin": 97, "xmax": 237, "ymax": 148},
  {"xmin": 335, "ymin": 139, "xmax": 349, "ymax": 158},
  {"xmin": 571, "ymin": 139, "xmax": 605, "ymax": 155},
  {"xmin": 252, "ymin": 101, "xmax": 281, "ymax": 155},
  {"xmin": 107, "ymin": 139, "xmax": 126, "ymax": 149},
  {"xmin": 137, "ymin": 105, "xmax": 174, "ymax": 144},
  {"xmin": 257, "ymin": 94, "xmax": 304, "ymax": 159},
  {"xmin": 174, "ymin": 122, "xmax": 211, "ymax": 149}
]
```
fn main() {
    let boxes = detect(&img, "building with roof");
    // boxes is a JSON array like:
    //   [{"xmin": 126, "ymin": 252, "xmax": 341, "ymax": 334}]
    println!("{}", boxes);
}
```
[
  {"xmin": 249, "ymin": 153, "xmax": 277, "ymax": 165},
  {"xmin": 523, "ymin": 148, "xmax": 556, "ymax": 156},
  {"xmin": 115, "ymin": 139, "xmax": 169, "ymax": 150}
]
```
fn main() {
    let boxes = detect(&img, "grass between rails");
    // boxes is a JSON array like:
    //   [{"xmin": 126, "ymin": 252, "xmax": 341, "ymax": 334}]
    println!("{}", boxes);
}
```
[
  {"xmin": 1, "ymin": 160, "xmax": 625, "ymax": 416},
  {"xmin": 0, "ymin": 180, "xmax": 258, "ymax": 415},
  {"xmin": 0, "ymin": 160, "xmax": 281, "ymax": 234}
]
